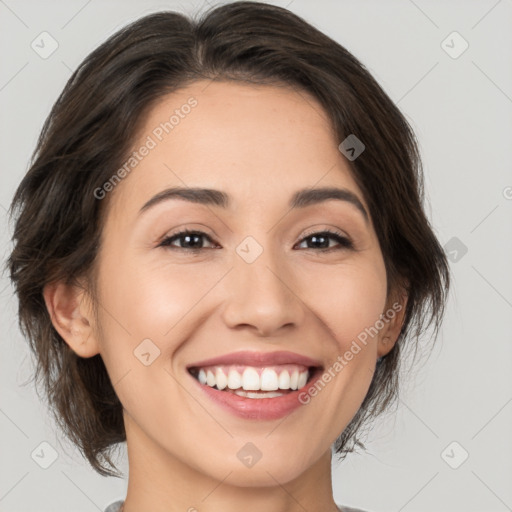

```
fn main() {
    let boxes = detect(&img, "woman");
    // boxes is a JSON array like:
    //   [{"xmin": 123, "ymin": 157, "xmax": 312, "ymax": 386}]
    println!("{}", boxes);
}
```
[{"xmin": 7, "ymin": 2, "xmax": 450, "ymax": 511}]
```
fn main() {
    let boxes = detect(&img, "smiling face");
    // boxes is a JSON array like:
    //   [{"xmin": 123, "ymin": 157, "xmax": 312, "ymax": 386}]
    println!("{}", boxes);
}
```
[{"xmin": 47, "ymin": 80, "xmax": 405, "ymax": 489}]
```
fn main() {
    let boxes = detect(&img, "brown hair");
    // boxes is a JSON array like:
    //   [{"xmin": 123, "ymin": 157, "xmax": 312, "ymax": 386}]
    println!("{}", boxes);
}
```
[{"xmin": 7, "ymin": 1, "xmax": 450, "ymax": 476}]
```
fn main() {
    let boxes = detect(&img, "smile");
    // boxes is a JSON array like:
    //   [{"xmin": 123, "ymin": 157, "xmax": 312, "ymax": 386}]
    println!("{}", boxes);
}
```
[{"xmin": 186, "ymin": 351, "xmax": 323, "ymax": 420}]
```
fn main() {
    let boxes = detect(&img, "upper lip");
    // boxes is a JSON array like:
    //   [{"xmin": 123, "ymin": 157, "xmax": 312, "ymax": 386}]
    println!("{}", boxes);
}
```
[{"xmin": 187, "ymin": 350, "xmax": 323, "ymax": 369}]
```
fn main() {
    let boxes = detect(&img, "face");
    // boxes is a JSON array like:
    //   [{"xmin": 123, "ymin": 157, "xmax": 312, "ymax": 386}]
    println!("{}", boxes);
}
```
[{"xmin": 55, "ymin": 80, "xmax": 404, "ymax": 486}]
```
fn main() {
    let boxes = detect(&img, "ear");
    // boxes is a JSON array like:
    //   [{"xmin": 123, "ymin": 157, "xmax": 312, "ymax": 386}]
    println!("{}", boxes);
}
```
[
  {"xmin": 43, "ymin": 280, "xmax": 100, "ymax": 358},
  {"xmin": 377, "ymin": 286, "xmax": 408, "ymax": 358}
]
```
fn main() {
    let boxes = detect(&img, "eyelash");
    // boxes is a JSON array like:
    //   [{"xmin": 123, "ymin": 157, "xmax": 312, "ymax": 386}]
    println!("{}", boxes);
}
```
[{"xmin": 158, "ymin": 228, "xmax": 355, "ymax": 253}]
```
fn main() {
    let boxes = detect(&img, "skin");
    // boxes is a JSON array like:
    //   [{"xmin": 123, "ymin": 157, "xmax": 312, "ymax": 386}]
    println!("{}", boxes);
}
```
[{"xmin": 44, "ymin": 80, "xmax": 407, "ymax": 512}]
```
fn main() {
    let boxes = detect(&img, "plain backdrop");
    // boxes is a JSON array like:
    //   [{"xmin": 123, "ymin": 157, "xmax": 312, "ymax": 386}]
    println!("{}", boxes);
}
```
[{"xmin": 1, "ymin": 1, "xmax": 511, "ymax": 511}]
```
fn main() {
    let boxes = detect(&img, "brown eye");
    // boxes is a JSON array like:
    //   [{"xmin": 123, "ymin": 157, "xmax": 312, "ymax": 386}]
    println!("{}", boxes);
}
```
[
  {"xmin": 295, "ymin": 230, "xmax": 354, "ymax": 251},
  {"xmin": 159, "ymin": 230, "xmax": 217, "ymax": 250}
]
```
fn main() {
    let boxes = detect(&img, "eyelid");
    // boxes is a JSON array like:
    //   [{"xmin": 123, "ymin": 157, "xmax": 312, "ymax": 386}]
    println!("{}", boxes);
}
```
[
  {"xmin": 298, "ymin": 225, "xmax": 349, "ymax": 241},
  {"xmin": 157, "ymin": 224, "xmax": 218, "ymax": 245}
]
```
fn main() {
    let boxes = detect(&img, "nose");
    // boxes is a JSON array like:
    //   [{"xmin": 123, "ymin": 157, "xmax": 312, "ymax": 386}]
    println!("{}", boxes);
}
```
[{"xmin": 220, "ymin": 248, "xmax": 305, "ymax": 337}]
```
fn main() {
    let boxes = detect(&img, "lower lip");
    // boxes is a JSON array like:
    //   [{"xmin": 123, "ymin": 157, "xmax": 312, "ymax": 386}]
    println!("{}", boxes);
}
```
[{"xmin": 189, "ymin": 368, "xmax": 323, "ymax": 420}]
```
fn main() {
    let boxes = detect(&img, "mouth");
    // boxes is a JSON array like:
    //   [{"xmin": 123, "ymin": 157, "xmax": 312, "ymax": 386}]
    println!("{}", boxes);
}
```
[
  {"xmin": 187, "ymin": 364, "xmax": 319, "ymax": 398},
  {"xmin": 186, "ymin": 351, "xmax": 324, "ymax": 420}
]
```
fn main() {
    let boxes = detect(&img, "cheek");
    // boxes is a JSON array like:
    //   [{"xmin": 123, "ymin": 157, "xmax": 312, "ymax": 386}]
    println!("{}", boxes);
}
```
[
  {"xmin": 97, "ymin": 252, "xmax": 226, "ymax": 351},
  {"xmin": 290, "ymin": 260, "xmax": 387, "ymax": 443},
  {"xmin": 296, "ymin": 257, "xmax": 388, "ymax": 348}
]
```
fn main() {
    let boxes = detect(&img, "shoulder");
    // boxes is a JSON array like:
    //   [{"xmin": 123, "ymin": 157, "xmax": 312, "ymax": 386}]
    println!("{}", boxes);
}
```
[
  {"xmin": 337, "ymin": 505, "xmax": 370, "ymax": 512},
  {"xmin": 104, "ymin": 500, "xmax": 124, "ymax": 512}
]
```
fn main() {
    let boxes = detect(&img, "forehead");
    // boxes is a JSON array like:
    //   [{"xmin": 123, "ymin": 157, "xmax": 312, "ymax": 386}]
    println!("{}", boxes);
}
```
[{"xmin": 108, "ymin": 80, "xmax": 365, "ymax": 218}]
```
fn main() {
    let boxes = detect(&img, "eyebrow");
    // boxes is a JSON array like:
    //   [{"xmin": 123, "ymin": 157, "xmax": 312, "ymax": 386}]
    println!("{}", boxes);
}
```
[{"xmin": 138, "ymin": 186, "xmax": 369, "ymax": 222}]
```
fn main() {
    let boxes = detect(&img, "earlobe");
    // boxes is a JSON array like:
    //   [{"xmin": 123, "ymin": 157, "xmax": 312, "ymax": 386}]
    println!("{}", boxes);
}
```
[
  {"xmin": 377, "ymin": 289, "xmax": 408, "ymax": 358},
  {"xmin": 43, "ymin": 281, "xmax": 100, "ymax": 358}
]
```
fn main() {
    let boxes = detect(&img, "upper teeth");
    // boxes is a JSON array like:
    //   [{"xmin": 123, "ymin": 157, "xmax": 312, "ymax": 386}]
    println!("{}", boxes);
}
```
[{"xmin": 195, "ymin": 365, "xmax": 309, "ymax": 391}]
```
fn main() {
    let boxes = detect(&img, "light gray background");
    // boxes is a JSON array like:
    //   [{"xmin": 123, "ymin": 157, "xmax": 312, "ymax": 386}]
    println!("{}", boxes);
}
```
[{"xmin": 1, "ymin": 1, "xmax": 511, "ymax": 511}]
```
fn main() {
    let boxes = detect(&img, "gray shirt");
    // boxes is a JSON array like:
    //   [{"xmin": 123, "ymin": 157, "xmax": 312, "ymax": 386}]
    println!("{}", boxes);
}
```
[{"xmin": 104, "ymin": 501, "xmax": 368, "ymax": 512}]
